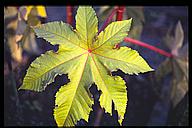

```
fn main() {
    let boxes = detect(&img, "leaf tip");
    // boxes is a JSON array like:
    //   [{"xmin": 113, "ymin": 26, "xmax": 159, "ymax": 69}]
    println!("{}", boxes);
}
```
[
  {"xmin": 118, "ymin": 115, "xmax": 124, "ymax": 126},
  {"xmin": 18, "ymin": 87, "xmax": 22, "ymax": 91},
  {"xmin": 128, "ymin": 17, "xmax": 133, "ymax": 22}
]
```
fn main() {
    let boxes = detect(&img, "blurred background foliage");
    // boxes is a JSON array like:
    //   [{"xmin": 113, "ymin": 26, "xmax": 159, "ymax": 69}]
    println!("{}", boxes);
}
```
[{"xmin": 4, "ymin": 6, "xmax": 188, "ymax": 126}]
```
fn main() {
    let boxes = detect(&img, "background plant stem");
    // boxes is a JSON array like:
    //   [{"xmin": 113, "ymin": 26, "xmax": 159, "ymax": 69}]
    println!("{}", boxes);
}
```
[
  {"xmin": 116, "ymin": 6, "xmax": 125, "ymax": 21},
  {"xmin": 98, "ymin": 7, "xmax": 117, "ymax": 34},
  {"xmin": 66, "ymin": 6, "xmax": 73, "ymax": 25}
]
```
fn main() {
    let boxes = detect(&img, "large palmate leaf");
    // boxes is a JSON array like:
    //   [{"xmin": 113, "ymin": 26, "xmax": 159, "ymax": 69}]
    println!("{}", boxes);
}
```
[{"xmin": 19, "ymin": 6, "xmax": 153, "ymax": 126}]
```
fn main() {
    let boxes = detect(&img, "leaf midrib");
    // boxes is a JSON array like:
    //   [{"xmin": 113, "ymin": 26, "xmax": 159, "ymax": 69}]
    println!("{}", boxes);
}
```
[
  {"xmin": 27, "ymin": 52, "xmax": 88, "ymax": 91},
  {"xmin": 63, "ymin": 54, "xmax": 89, "ymax": 125},
  {"xmin": 92, "ymin": 23, "xmax": 128, "ymax": 51},
  {"xmin": 83, "ymin": 7, "xmax": 88, "ymax": 47},
  {"xmin": 35, "ymin": 26, "xmax": 87, "ymax": 50},
  {"xmin": 90, "ymin": 55, "xmax": 113, "ymax": 106},
  {"xmin": 92, "ymin": 52, "xmax": 148, "ymax": 71}
]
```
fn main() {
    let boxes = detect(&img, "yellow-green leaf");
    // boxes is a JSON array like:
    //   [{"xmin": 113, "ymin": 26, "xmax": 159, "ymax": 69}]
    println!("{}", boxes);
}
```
[
  {"xmin": 90, "ymin": 55, "xmax": 127, "ymax": 124},
  {"xmin": 19, "ymin": 48, "xmax": 86, "ymax": 91},
  {"xmin": 93, "ymin": 19, "xmax": 132, "ymax": 49},
  {"xmin": 33, "ymin": 21, "xmax": 86, "ymax": 49},
  {"xmin": 76, "ymin": 6, "xmax": 98, "ymax": 49},
  {"xmin": 54, "ymin": 54, "xmax": 93, "ymax": 126},
  {"xmin": 93, "ymin": 46, "xmax": 153, "ymax": 75},
  {"xmin": 20, "ymin": 6, "xmax": 153, "ymax": 126}
]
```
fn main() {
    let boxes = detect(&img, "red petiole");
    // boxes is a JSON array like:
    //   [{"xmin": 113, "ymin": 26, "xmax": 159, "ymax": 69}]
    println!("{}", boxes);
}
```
[
  {"xmin": 98, "ymin": 7, "xmax": 118, "ymax": 34},
  {"xmin": 116, "ymin": 6, "xmax": 125, "ymax": 21},
  {"xmin": 124, "ymin": 37, "xmax": 173, "ymax": 58},
  {"xmin": 66, "ymin": 5, "xmax": 73, "ymax": 25}
]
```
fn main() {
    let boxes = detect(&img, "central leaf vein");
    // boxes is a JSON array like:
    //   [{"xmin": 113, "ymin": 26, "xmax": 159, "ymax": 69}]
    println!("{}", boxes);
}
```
[{"xmin": 64, "ymin": 54, "xmax": 89, "ymax": 125}]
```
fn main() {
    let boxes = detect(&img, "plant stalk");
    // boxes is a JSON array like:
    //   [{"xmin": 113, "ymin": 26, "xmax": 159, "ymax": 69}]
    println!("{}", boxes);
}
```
[
  {"xmin": 66, "ymin": 6, "xmax": 73, "ymax": 25},
  {"xmin": 116, "ymin": 6, "xmax": 125, "ymax": 21},
  {"xmin": 124, "ymin": 37, "xmax": 173, "ymax": 58},
  {"xmin": 98, "ymin": 7, "xmax": 118, "ymax": 34}
]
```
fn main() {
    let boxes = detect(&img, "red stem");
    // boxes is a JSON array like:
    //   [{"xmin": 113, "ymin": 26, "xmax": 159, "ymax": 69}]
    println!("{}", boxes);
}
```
[
  {"xmin": 115, "ymin": 6, "xmax": 173, "ymax": 58},
  {"xmin": 124, "ymin": 37, "xmax": 173, "ymax": 58},
  {"xmin": 116, "ymin": 6, "xmax": 125, "ymax": 21},
  {"xmin": 98, "ymin": 7, "xmax": 118, "ymax": 34},
  {"xmin": 66, "ymin": 6, "xmax": 73, "ymax": 25}
]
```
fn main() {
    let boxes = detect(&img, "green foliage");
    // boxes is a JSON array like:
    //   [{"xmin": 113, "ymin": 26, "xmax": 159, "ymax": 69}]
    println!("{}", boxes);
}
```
[
  {"xmin": 156, "ymin": 21, "xmax": 188, "ymax": 107},
  {"xmin": 19, "ymin": 6, "xmax": 153, "ymax": 126}
]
